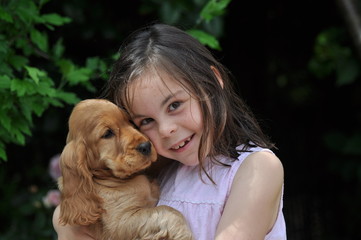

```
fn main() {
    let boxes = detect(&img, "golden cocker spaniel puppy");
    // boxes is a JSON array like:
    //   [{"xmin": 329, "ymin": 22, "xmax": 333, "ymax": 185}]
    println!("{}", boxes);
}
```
[{"xmin": 58, "ymin": 99, "xmax": 193, "ymax": 240}]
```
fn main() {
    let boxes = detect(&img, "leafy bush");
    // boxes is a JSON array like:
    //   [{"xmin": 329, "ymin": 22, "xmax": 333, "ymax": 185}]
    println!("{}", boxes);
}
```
[{"xmin": 0, "ymin": 0, "xmax": 107, "ymax": 161}]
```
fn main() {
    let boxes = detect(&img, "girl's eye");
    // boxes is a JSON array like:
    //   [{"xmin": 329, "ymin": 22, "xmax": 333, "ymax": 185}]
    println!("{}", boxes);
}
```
[
  {"xmin": 140, "ymin": 118, "xmax": 153, "ymax": 126},
  {"xmin": 169, "ymin": 101, "xmax": 181, "ymax": 111}
]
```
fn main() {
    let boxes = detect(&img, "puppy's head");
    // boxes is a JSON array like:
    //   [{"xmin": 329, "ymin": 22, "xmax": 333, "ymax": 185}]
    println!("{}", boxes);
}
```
[
  {"xmin": 59, "ymin": 99, "xmax": 157, "ymax": 226},
  {"xmin": 66, "ymin": 99, "xmax": 157, "ymax": 178}
]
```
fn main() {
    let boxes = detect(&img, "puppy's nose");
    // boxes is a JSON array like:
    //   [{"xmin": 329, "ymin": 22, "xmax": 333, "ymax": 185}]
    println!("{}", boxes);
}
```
[{"xmin": 136, "ymin": 141, "xmax": 152, "ymax": 156}]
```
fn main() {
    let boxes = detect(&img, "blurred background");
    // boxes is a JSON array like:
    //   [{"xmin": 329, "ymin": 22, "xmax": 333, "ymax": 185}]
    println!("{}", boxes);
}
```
[{"xmin": 1, "ymin": 0, "xmax": 361, "ymax": 239}]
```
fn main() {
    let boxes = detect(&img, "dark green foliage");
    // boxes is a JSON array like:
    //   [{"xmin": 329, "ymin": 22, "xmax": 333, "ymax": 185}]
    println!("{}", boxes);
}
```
[
  {"xmin": 309, "ymin": 27, "xmax": 361, "ymax": 86},
  {"xmin": 0, "ymin": 0, "xmax": 107, "ymax": 161}
]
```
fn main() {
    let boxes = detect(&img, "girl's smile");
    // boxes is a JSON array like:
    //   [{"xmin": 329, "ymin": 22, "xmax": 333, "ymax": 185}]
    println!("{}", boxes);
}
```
[
  {"xmin": 170, "ymin": 134, "xmax": 194, "ymax": 151},
  {"xmin": 128, "ymin": 69, "xmax": 203, "ymax": 166}
]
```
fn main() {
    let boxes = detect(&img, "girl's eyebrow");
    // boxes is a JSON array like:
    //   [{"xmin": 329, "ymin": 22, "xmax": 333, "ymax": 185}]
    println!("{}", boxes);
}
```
[
  {"xmin": 132, "ymin": 90, "xmax": 184, "ymax": 120},
  {"xmin": 161, "ymin": 90, "xmax": 182, "ymax": 107}
]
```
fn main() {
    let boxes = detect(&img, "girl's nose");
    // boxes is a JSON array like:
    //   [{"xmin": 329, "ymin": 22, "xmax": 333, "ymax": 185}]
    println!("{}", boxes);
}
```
[{"xmin": 158, "ymin": 121, "xmax": 177, "ymax": 138}]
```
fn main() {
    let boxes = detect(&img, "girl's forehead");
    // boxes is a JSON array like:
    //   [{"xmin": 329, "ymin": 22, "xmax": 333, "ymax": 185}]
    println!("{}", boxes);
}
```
[
  {"xmin": 129, "ymin": 68, "xmax": 187, "ymax": 95},
  {"xmin": 125, "ymin": 69, "xmax": 195, "ymax": 112}
]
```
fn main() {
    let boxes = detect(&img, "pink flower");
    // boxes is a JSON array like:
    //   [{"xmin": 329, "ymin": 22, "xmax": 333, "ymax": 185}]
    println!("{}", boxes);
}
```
[
  {"xmin": 49, "ymin": 154, "xmax": 61, "ymax": 180},
  {"xmin": 43, "ymin": 189, "xmax": 61, "ymax": 208}
]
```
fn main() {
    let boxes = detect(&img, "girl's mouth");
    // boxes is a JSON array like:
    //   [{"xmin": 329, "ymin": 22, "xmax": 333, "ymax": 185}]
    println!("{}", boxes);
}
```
[{"xmin": 170, "ymin": 134, "xmax": 194, "ymax": 150}]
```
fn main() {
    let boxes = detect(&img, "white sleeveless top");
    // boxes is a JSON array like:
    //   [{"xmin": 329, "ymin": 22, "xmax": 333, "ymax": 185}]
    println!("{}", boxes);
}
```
[{"xmin": 157, "ymin": 146, "xmax": 286, "ymax": 240}]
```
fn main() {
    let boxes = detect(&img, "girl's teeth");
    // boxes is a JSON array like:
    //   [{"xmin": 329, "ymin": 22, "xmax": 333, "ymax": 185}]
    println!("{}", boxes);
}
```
[
  {"xmin": 173, "ymin": 142, "xmax": 184, "ymax": 150},
  {"xmin": 172, "ymin": 137, "xmax": 191, "ymax": 150}
]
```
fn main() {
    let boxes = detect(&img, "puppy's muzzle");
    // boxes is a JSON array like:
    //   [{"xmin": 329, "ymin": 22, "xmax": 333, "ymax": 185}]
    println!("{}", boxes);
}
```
[{"xmin": 136, "ymin": 141, "xmax": 152, "ymax": 156}]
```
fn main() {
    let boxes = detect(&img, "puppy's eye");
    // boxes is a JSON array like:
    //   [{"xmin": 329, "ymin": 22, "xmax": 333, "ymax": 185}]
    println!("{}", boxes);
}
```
[{"xmin": 102, "ymin": 129, "xmax": 114, "ymax": 139}]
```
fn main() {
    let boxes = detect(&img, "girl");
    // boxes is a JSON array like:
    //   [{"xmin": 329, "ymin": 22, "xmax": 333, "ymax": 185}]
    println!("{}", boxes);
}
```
[{"xmin": 53, "ymin": 23, "xmax": 286, "ymax": 240}]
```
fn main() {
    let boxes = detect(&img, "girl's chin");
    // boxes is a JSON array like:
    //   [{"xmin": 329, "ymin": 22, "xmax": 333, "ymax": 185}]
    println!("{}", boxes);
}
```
[
  {"xmin": 162, "ymin": 145, "xmax": 200, "ymax": 166},
  {"xmin": 176, "ymin": 158, "xmax": 199, "ymax": 166}
]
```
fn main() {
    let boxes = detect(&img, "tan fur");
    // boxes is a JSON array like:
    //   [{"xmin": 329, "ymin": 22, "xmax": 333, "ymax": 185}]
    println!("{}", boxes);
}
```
[{"xmin": 58, "ymin": 99, "xmax": 193, "ymax": 240}]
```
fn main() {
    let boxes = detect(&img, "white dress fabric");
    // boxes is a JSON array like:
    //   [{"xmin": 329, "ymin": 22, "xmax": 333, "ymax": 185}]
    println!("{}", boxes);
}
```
[{"xmin": 157, "ymin": 146, "xmax": 286, "ymax": 240}]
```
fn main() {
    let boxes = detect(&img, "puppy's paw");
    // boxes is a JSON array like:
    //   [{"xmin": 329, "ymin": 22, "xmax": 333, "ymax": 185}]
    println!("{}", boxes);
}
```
[
  {"xmin": 134, "ymin": 206, "xmax": 193, "ymax": 240},
  {"xmin": 154, "ymin": 206, "xmax": 193, "ymax": 240}
]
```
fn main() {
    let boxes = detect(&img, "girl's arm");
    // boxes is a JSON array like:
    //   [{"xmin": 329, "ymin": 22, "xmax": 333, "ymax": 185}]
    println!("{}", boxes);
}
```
[
  {"xmin": 52, "ymin": 205, "xmax": 96, "ymax": 240},
  {"xmin": 215, "ymin": 151, "xmax": 284, "ymax": 240}
]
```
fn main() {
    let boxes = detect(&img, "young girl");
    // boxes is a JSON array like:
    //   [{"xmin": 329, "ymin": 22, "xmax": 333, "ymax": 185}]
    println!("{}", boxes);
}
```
[{"xmin": 53, "ymin": 23, "xmax": 286, "ymax": 240}]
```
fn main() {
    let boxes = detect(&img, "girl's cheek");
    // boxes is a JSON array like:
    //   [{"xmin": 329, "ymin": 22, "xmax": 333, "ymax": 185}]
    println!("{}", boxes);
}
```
[
  {"xmin": 142, "ymin": 130, "xmax": 157, "ymax": 147},
  {"xmin": 153, "ymin": 143, "xmax": 162, "ymax": 154},
  {"xmin": 148, "ymin": 137, "xmax": 162, "ymax": 154}
]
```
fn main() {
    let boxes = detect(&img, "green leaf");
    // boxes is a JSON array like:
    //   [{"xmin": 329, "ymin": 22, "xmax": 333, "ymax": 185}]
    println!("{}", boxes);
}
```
[
  {"xmin": 17, "ymin": 119, "xmax": 31, "ymax": 136},
  {"xmin": 10, "ymin": 78, "xmax": 36, "ymax": 96},
  {"xmin": 0, "ymin": 93, "xmax": 13, "ymax": 109},
  {"xmin": 0, "ymin": 62, "xmax": 13, "ymax": 76},
  {"xmin": 44, "ymin": 23, "xmax": 55, "ymax": 31},
  {"xmin": 201, "ymin": 0, "xmax": 232, "ymax": 21},
  {"xmin": 55, "ymin": 91, "xmax": 79, "ymax": 104},
  {"xmin": 31, "ymin": 100, "xmax": 48, "ymax": 117},
  {"xmin": 0, "ymin": 75, "xmax": 11, "ymax": 89},
  {"xmin": 112, "ymin": 52, "xmax": 120, "ymax": 60},
  {"xmin": 53, "ymin": 38, "xmax": 65, "ymax": 59},
  {"xmin": 7, "ymin": 116, "xmax": 30, "ymax": 145},
  {"xmin": 10, "ymin": 79, "xmax": 30, "ymax": 96},
  {"xmin": 15, "ymin": 38, "xmax": 33, "ymax": 56},
  {"xmin": 8, "ymin": 55, "xmax": 28, "ymax": 71},
  {"xmin": 39, "ymin": 0, "xmax": 51, "ymax": 7},
  {"xmin": 86, "ymin": 57, "xmax": 108, "ymax": 77},
  {"xmin": 57, "ymin": 59, "xmax": 74, "ymax": 76},
  {"xmin": 66, "ymin": 68, "xmax": 92, "ymax": 85},
  {"xmin": 0, "ymin": 7, "xmax": 13, "ymax": 23},
  {"xmin": 36, "ymin": 81, "xmax": 56, "ymax": 97},
  {"xmin": 40, "ymin": 13, "xmax": 71, "ymax": 26},
  {"xmin": 15, "ymin": 0, "xmax": 39, "ymax": 24},
  {"xmin": 19, "ymin": 98, "xmax": 33, "ymax": 123},
  {"xmin": 187, "ymin": 29, "xmax": 221, "ymax": 50},
  {"xmin": 0, "ymin": 143, "xmax": 7, "ymax": 161},
  {"xmin": 0, "ymin": 40, "xmax": 8, "ymax": 54},
  {"xmin": 0, "ymin": 108, "xmax": 11, "ymax": 132},
  {"xmin": 86, "ymin": 57, "xmax": 101, "ymax": 71},
  {"xmin": 46, "ymin": 97, "xmax": 64, "ymax": 107},
  {"xmin": 25, "ymin": 66, "xmax": 46, "ymax": 84},
  {"xmin": 83, "ymin": 81, "xmax": 97, "ymax": 93},
  {"xmin": 12, "ymin": 128, "xmax": 25, "ymax": 145},
  {"xmin": 30, "ymin": 29, "xmax": 48, "ymax": 52}
]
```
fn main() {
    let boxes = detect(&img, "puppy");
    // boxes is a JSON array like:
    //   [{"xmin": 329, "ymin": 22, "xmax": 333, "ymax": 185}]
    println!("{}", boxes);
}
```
[{"xmin": 58, "ymin": 99, "xmax": 193, "ymax": 240}]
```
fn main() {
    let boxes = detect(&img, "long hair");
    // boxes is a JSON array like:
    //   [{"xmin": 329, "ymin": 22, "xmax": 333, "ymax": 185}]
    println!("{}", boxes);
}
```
[{"xmin": 101, "ymin": 23, "xmax": 274, "ymax": 180}]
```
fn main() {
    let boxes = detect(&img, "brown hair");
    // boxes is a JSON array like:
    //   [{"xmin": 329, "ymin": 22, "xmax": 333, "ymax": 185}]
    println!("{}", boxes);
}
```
[{"xmin": 102, "ymin": 23, "xmax": 274, "ymax": 181}]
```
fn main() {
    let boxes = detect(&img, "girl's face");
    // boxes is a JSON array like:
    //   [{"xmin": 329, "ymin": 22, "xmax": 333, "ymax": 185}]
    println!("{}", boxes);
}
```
[{"xmin": 128, "ymin": 70, "xmax": 203, "ymax": 166}]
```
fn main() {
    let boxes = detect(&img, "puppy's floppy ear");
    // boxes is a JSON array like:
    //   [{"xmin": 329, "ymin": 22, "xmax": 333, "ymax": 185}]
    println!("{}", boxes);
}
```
[{"xmin": 58, "ymin": 138, "xmax": 104, "ymax": 226}]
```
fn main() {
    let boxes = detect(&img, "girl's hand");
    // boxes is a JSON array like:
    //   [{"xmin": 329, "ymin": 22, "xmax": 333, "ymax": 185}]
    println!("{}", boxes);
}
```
[
  {"xmin": 53, "ymin": 205, "xmax": 96, "ymax": 240},
  {"xmin": 215, "ymin": 151, "xmax": 284, "ymax": 240}
]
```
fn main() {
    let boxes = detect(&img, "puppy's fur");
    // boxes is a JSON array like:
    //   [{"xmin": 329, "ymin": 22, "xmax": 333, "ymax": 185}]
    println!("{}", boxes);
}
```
[{"xmin": 58, "ymin": 99, "xmax": 193, "ymax": 240}]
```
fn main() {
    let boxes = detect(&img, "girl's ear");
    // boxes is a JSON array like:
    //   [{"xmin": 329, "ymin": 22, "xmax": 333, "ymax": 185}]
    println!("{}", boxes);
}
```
[
  {"xmin": 211, "ymin": 65, "xmax": 224, "ymax": 89},
  {"xmin": 58, "ymin": 139, "xmax": 104, "ymax": 226}
]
